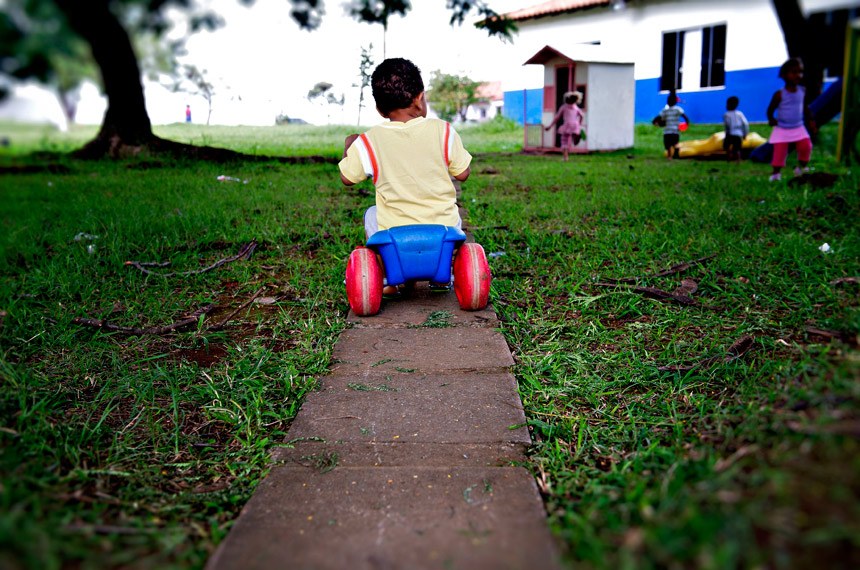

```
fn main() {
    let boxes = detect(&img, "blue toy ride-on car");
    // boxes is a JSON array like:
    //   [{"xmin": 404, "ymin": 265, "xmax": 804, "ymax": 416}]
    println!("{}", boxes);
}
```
[{"xmin": 345, "ymin": 224, "xmax": 491, "ymax": 317}]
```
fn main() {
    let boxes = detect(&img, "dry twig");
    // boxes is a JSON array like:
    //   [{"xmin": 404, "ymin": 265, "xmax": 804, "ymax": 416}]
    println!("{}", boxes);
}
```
[
  {"xmin": 657, "ymin": 335, "xmax": 755, "ymax": 372},
  {"xmin": 207, "ymin": 287, "xmax": 267, "ymax": 331},
  {"xmin": 72, "ymin": 305, "xmax": 214, "ymax": 336},
  {"xmin": 592, "ymin": 281, "xmax": 699, "ymax": 306},
  {"xmin": 125, "ymin": 240, "xmax": 257, "ymax": 277},
  {"xmin": 602, "ymin": 254, "xmax": 716, "ymax": 284}
]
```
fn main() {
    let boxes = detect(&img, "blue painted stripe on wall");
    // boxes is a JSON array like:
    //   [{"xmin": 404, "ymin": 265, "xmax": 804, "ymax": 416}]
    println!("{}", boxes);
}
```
[
  {"xmin": 635, "ymin": 67, "xmax": 782, "ymax": 123},
  {"xmin": 503, "ymin": 67, "xmax": 790, "ymax": 125},
  {"xmin": 502, "ymin": 88, "xmax": 543, "ymax": 124}
]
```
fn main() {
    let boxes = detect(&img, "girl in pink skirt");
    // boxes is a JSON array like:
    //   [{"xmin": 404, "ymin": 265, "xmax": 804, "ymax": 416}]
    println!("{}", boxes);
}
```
[
  {"xmin": 766, "ymin": 58, "xmax": 817, "ymax": 182},
  {"xmin": 545, "ymin": 91, "xmax": 585, "ymax": 162}
]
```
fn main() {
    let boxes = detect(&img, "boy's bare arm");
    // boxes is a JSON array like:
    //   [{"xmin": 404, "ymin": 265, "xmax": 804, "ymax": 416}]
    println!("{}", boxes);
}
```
[
  {"xmin": 340, "ymin": 134, "xmax": 360, "ymax": 186},
  {"xmin": 453, "ymin": 167, "xmax": 471, "ymax": 182},
  {"xmin": 343, "ymin": 134, "xmax": 359, "ymax": 158}
]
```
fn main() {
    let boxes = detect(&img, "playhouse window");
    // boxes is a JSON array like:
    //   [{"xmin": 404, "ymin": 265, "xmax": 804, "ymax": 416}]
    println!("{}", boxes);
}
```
[{"xmin": 660, "ymin": 24, "xmax": 726, "ymax": 91}]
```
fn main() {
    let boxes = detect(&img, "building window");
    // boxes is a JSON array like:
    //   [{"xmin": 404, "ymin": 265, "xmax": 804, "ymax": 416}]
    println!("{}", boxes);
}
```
[
  {"xmin": 661, "ymin": 24, "xmax": 726, "ymax": 92},
  {"xmin": 660, "ymin": 31, "xmax": 684, "ymax": 91},
  {"xmin": 700, "ymin": 24, "xmax": 726, "ymax": 88}
]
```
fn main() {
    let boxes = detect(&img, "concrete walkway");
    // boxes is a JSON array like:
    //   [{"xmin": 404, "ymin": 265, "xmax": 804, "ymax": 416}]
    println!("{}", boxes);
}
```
[{"xmin": 207, "ymin": 259, "xmax": 565, "ymax": 569}]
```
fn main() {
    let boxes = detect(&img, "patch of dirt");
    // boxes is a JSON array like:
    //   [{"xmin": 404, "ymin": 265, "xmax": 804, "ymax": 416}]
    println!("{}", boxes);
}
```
[
  {"xmin": 752, "ymin": 439, "xmax": 860, "ymax": 568},
  {"xmin": 787, "ymin": 171, "xmax": 839, "ymax": 189},
  {"xmin": 172, "ymin": 344, "xmax": 229, "ymax": 368}
]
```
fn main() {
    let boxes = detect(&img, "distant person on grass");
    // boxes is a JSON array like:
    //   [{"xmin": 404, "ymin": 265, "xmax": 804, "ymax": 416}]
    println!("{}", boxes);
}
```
[
  {"xmin": 544, "ymin": 90, "xmax": 585, "ymax": 162},
  {"xmin": 723, "ymin": 96, "xmax": 749, "ymax": 163},
  {"xmin": 766, "ymin": 57, "xmax": 816, "ymax": 182},
  {"xmin": 339, "ymin": 57, "xmax": 472, "ymax": 297},
  {"xmin": 652, "ymin": 92, "xmax": 690, "ymax": 160}
]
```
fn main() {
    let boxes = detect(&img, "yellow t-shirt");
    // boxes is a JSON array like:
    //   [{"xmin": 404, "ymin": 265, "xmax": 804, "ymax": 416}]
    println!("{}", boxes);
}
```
[{"xmin": 338, "ymin": 117, "xmax": 472, "ymax": 231}]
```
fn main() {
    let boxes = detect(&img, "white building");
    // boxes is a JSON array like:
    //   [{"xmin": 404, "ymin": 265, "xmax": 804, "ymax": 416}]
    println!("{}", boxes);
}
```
[{"xmin": 501, "ymin": 0, "xmax": 860, "ymax": 124}]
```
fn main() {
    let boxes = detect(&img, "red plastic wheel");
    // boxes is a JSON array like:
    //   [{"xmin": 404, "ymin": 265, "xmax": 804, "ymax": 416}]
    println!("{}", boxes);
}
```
[
  {"xmin": 453, "ymin": 243, "xmax": 491, "ymax": 311},
  {"xmin": 345, "ymin": 247, "xmax": 383, "ymax": 316}
]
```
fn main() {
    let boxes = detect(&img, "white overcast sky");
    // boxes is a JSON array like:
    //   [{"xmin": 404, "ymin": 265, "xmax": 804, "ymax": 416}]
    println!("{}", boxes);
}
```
[
  {"xmin": 138, "ymin": 0, "xmax": 541, "ymax": 126},
  {"xmin": 4, "ymin": 0, "xmax": 542, "ymax": 127}
]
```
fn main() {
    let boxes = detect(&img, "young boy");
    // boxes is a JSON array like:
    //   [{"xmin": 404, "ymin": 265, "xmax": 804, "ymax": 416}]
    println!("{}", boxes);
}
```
[
  {"xmin": 339, "ymin": 57, "xmax": 472, "ymax": 295},
  {"xmin": 722, "ymin": 96, "xmax": 749, "ymax": 163},
  {"xmin": 652, "ymin": 92, "xmax": 690, "ymax": 159}
]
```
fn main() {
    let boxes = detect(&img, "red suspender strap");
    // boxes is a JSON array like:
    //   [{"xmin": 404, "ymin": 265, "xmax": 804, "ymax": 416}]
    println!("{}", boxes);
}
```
[
  {"xmin": 443, "ymin": 122, "xmax": 451, "ymax": 165},
  {"xmin": 359, "ymin": 133, "xmax": 379, "ymax": 184}
]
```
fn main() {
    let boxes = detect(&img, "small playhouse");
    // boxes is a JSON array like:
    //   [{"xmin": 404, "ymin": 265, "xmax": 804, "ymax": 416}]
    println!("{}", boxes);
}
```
[{"xmin": 522, "ymin": 44, "xmax": 635, "ymax": 153}]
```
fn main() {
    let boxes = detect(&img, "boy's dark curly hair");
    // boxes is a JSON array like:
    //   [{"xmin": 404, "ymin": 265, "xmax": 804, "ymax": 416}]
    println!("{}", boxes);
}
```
[{"xmin": 372, "ymin": 58, "xmax": 424, "ymax": 115}]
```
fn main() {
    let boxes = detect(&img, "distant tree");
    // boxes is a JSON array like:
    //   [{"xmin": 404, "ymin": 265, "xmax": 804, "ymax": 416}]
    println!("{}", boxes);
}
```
[
  {"xmin": 308, "ymin": 81, "xmax": 345, "ymax": 123},
  {"xmin": 427, "ymin": 71, "xmax": 482, "ymax": 123},
  {"xmin": 355, "ymin": 43, "xmax": 374, "ymax": 125},
  {"xmin": 170, "ymin": 64, "xmax": 215, "ymax": 125},
  {"xmin": 0, "ymin": 0, "xmax": 515, "ymax": 158}
]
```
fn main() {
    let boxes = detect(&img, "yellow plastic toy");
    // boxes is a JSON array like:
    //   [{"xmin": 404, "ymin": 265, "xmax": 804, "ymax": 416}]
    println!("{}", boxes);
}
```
[{"xmin": 677, "ymin": 131, "xmax": 766, "ymax": 158}]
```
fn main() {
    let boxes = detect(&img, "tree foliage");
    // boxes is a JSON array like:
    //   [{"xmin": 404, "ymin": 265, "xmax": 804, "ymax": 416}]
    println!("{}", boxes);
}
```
[
  {"xmin": 427, "ymin": 71, "xmax": 482, "ymax": 123},
  {"xmin": 344, "ymin": 0, "xmax": 515, "ymax": 40},
  {"xmin": 0, "ymin": 0, "xmax": 97, "ymax": 122},
  {"xmin": 0, "ymin": 0, "xmax": 515, "ymax": 157}
]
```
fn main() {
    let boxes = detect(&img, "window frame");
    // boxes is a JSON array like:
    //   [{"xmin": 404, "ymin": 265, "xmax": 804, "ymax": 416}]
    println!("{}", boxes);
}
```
[{"xmin": 660, "ymin": 23, "xmax": 727, "ymax": 93}]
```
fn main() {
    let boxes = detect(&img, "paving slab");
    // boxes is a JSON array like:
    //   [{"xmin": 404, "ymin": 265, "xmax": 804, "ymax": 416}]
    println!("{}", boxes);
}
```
[
  {"xmin": 272, "ymin": 441, "xmax": 527, "ymax": 468},
  {"xmin": 331, "ymin": 327, "xmax": 514, "ymax": 373},
  {"xmin": 348, "ymin": 290, "xmax": 498, "ymax": 328},
  {"xmin": 206, "ymin": 464, "xmax": 564, "ymax": 570},
  {"xmin": 286, "ymin": 371, "xmax": 530, "ymax": 445}
]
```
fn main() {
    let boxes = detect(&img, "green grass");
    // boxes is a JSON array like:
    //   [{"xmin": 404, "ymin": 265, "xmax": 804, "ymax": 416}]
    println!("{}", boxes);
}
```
[{"xmin": 1, "ymin": 118, "xmax": 858, "ymax": 569}]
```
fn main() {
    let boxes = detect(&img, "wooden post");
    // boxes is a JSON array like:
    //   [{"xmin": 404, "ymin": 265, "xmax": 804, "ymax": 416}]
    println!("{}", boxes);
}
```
[
  {"xmin": 523, "ymin": 88, "xmax": 528, "ymax": 150},
  {"xmin": 837, "ymin": 19, "xmax": 860, "ymax": 164}
]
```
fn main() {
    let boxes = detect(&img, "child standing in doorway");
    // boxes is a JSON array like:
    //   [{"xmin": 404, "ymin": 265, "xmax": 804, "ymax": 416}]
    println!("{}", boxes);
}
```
[
  {"xmin": 545, "ymin": 91, "xmax": 585, "ymax": 161},
  {"xmin": 723, "ymin": 96, "xmax": 749, "ymax": 163},
  {"xmin": 339, "ymin": 58, "xmax": 472, "ymax": 296},
  {"xmin": 652, "ymin": 92, "xmax": 690, "ymax": 159},
  {"xmin": 766, "ymin": 57, "xmax": 816, "ymax": 181}
]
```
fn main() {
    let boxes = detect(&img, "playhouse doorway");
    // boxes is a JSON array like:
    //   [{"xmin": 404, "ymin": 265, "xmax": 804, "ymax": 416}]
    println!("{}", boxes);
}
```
[{"xmin": 553, "ymin": 65, "xmax": 587, "ymax": 149}]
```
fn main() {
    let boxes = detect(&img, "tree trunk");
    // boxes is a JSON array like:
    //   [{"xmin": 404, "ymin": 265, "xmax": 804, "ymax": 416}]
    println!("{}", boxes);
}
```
[
  {"xmin": 53, "ymin": 0, "xmax": 154, "ymax": 157},
  {"xmin": 771, "ymin": 0, "xmax": 824, "ymax": 102},
  {"xmin": 58, "ymin": 88, "xmax": 78, "ymax": 125}
]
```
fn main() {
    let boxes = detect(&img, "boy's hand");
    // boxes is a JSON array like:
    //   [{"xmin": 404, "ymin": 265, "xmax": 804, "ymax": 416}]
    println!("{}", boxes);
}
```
[
  {"xmin": 343, "ymin": 134, "xmax": 359, "ymax": 158},
  {"xmin": 453, "ymin": 167, "xmax": 471, "ymax": 182}
]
